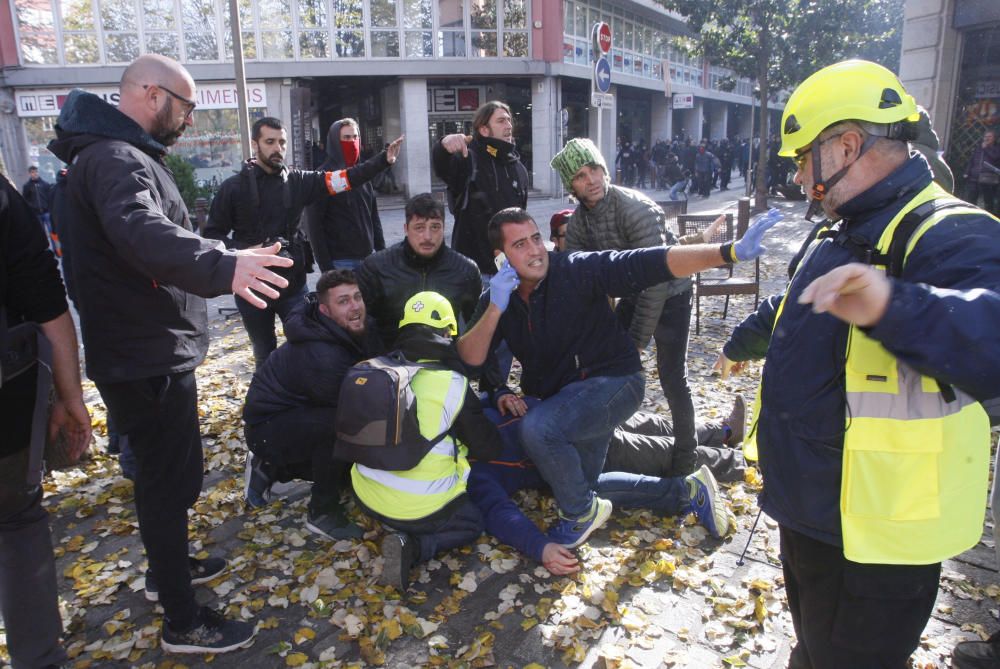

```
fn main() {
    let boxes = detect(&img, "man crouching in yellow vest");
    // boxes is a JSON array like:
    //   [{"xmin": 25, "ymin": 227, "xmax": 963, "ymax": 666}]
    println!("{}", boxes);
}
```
[
  {"xmin": 351, "ymin": 291, "xmax": 502, "ymax": 591},
  {"xmin": 718, "ymin": 60, "xmax": 1000, "ymax": 668}
]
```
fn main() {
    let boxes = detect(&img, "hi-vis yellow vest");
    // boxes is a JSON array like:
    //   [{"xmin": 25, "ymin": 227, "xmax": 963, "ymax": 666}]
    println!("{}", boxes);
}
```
[
  {"xmin": 745, "ymin": 181, "xmax": 997, "ymax": 565},
  {"xmin": 352, "ymin": 368, "xmax": 469, "ymax": 521}
]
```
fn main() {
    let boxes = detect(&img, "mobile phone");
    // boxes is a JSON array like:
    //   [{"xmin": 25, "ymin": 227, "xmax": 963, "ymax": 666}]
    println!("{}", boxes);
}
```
[{"xmin": 494, "ymin": 252, "xmax": 507, "ymax": 272}]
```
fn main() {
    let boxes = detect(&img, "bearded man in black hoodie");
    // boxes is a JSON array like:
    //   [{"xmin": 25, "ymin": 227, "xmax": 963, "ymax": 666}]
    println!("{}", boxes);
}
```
[
  {"xmin": 305, "ymin": 118, "xmax": 387, "ymax": 273},
  {"xmin": 432, "ymin": 101, "xmax": 529, "ymax": 278}
]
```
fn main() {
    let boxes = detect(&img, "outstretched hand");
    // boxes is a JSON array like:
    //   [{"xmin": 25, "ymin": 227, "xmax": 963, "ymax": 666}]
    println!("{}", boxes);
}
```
[
  {"xmin": 798, "ymin": 262, "xmax": 891, "ymax": 327},
  {"xmin": 232, "ymin": 242, "xmax": 294, "ymax": 309},
  {"xmin": 734, "ymin": 208, "xmax": 783, "ymax": 261},
  {"xmin": 441, "ymin": 133, "xmax": 472, "ymax": 157},
  {"xmin": 385, "ymin": 135, "xmax": 405, "ymax": 164}
]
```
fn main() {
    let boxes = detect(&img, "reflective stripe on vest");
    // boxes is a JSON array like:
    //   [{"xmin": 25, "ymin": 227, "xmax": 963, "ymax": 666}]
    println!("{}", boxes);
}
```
[
  {"xmin": 842, "ymin": 181, "xmax": 995, "ymax": 564},
  {"xmin": 352, "ymin": 368, "xmax": 470, "ymax": 521}
]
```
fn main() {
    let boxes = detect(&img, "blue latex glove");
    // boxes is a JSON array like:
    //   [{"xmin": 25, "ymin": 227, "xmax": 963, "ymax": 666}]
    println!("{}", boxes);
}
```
[
  {"xmin": 734, "ymin": 208, "xmax": 783, "ymax": 261},
  {"xmin": 489, "ymin": 262, "xmax": 520, "ymax": 312}
]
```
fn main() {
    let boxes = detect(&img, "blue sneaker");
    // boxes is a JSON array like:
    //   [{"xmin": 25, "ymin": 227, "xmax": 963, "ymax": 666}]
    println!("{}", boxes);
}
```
[
  {"xmin": 687, "ymin": 465, "xmax": 729, "ymax": 538},
  {"xmin": 547, "ymin": 496, "xmax": 613, "ymax": 549}
]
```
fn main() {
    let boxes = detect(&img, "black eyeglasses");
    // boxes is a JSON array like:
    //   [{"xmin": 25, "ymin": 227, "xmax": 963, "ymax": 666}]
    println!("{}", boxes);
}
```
[
  {"xmin": 793, "ymin": 132, "xmax": 846, "ymax": 170},
  {"xmin": 145, "ymin": 83, "xmax": 196, "ymax": 119}
]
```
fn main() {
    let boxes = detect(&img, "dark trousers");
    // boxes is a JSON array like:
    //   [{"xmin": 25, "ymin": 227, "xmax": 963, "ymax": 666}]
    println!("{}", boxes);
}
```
[
  {"xmin": 244, "ymin": 406, "xmax": 349, "ymax": 514},
  {"xmin": 967, "ymin": 181, "xmax": 998, "ymax": 216},
  {"xmin": 605, "ymin": 412, "xmax": 746, "ymax": 482},
  {"xmin": 235, "ymin": 283, "xmax": 308, "ymax": 368},
  {"xmin": 358, "ymin": 494, "xmax": 484, "ymax": 563},
  {"xmin": 780, "ymin": 525, "xmax": 940, "ymax": 669},
  {"xmin": 0, "ymin": 459, "xmax": 66, "ymax": 669},
  {"xmin": 653, "ymin": 290, "xmax": 697, "ymax": 465},
  {"xmin": 97, "ymin": 371, "xmax": 203, "ymax": 631}
]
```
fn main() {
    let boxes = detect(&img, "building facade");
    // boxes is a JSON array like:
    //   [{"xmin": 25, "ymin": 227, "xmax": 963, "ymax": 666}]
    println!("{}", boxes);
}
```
[
  {"xmin": 900, "ymin": 0, "xmax": 999, "ymax": 195},
  {"xmin": 0, "ymin": 0, "xmax": 773, "ymax": 196}
]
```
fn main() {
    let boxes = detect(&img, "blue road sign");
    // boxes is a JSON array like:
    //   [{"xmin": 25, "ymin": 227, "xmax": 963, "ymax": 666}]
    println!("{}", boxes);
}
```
[{"xmin": 594, "ymin": 57, "xmax": 611, "ymax": 93}]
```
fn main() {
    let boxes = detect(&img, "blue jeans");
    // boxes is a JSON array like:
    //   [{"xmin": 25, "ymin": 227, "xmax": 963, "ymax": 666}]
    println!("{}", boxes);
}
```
[
  {"xmin": 235, "ymin": 283, "xmax": 308, "ymax": 368},
  {"xmin": 519, "ymin": 372, "xmax": 645, "ymax": 518},
  {"xmin": 596, "ymin": 471, "xmax": 689, "ymax": 515},
  {"xmin": 669, "ymin": 179, "xmax": 689, "ymax": 201}
]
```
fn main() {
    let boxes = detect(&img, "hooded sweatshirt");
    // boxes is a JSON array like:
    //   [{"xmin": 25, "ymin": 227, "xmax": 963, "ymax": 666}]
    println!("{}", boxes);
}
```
[
  {"xmin": 47, "ymin": 90, "xmax": 237, "ymax": 383},
  {"xmin": 304, "ymin": 120, "xmax": 386, "ymax": 268}
]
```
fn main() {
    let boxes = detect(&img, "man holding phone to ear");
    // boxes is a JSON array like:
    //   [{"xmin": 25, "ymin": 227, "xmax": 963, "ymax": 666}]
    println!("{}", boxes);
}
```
[{"xmin": 457, "ymin": 206, "xmax": 779, "ymax": 549}]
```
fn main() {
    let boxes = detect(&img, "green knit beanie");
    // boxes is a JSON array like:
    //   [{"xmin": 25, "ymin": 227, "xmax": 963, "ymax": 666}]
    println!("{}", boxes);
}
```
[{"xmin": 551, "ymin": 138, "xmax": 608, "ymax": 190}]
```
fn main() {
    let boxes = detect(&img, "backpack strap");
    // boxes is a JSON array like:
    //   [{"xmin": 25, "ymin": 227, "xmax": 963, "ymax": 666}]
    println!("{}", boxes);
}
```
[
  {"xmin": 879, "ymin": 198, "xmax": 973, "ymax": 405},
  {"xmin": 884, "ymin": 199, "xmax": 967, "ymax": 278}
]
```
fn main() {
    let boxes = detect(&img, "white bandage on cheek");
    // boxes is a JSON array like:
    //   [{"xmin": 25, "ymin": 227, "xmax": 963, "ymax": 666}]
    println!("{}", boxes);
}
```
[{"xmin": 326, "ymin": 170, "xmax": 351, "ymax": 194}]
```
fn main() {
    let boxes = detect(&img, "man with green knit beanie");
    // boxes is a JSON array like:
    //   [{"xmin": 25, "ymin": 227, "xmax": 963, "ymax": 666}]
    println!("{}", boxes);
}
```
[{"xmin": 550, "ymin": 137, "xmax": 699, "ymax": 476}]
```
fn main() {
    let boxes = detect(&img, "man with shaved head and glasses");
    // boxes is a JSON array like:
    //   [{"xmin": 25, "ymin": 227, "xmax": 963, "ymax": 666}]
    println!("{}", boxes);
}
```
[{"xmin": 48, "ymin": 54, "xmax": 292, "ymax": 655}]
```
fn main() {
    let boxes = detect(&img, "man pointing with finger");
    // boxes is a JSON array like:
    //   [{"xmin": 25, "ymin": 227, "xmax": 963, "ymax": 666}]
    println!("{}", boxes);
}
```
[
  {"xmin": 48, "ymin": 54, "xmax": 291, "ymax": 654},
  {"xmin": 724, "ymin": 60, "xmax": 1000, "ymax": 667}
]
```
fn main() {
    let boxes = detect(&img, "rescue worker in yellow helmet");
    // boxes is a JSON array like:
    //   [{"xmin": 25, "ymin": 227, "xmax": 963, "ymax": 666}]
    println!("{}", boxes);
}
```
[
  {"xmin": 716, "ymin": 60, "xmax": 1000, "ymax": 667},
  {"xmin": 351, "ymin": 291, "xmax": 501, "ymax": 591}
]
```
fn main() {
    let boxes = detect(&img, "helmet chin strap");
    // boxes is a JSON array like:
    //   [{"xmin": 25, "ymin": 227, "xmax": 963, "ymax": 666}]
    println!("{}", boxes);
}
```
[{"xmin": 804, "ymin": 133, "xmax": 880, "ymax": 222}]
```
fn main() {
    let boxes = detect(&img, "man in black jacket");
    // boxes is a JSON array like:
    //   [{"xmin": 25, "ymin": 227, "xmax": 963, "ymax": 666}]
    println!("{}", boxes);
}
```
[
  {"xmin": 47, "ymin": 54, "xmax": 295, "ymax": 655},
  {"xmin": 20, "ymin": 166, "xmax": 51, "ymax": 225},
  {"xmin": 243, "ymin": 269, "xmax": 380, "ymax": 540},
  {"xmin": 0, "ymin": 173, "xmax": 90, "ymax": 669},
  {"xmin": 357, "ymin": 193, "xmax": 481, "ymax": 347},
  {"xmin": 305, "ymin": 118, "xmax": 386, "ymax": 272},
  {"xmin": 432, "ymin": 101, "xmax": 529, "ymax": 277},
  {"xmin": 205, "ymin": 117, "xmax": 402, "ymax": 368}
]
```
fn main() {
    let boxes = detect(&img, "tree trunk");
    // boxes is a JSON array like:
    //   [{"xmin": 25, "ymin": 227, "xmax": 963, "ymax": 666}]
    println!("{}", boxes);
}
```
[{"xmin": 754, "ymin": 72, "xmax": 770, "ymax": 212}]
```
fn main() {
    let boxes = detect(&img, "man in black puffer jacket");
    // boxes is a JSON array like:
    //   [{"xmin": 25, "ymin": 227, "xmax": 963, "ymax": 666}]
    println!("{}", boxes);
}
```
[
  {"xmin": 305, "ymin": 118, "xmax": 387, "ymax": 272},
  {"xmin": 432, "ymin": 101, "xmax": 529, "ymax": 277},
  {"xmin": 243, "ymin": 269, "xmax": 381, "ymax": 541},
  {"xmin": 356, "ymin": 193, "xmax": 481, "ymax": 347}
]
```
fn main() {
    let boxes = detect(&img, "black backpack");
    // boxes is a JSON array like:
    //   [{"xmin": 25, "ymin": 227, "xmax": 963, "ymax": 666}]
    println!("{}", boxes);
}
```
[{"xmin": 334, "ymin": 351, "xmax": 462, "ymax": 470}]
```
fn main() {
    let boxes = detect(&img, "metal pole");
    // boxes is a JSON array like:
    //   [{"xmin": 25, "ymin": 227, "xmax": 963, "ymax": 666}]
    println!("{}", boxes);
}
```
[
  {"xmin": 229, "ymin": 0, "xmax": 251, "ymax": 161},
  {"xmin": 745, "ymin": 86, "xmax": 755, "ymax": 197},
  {"xmin": 597, "ymin": 106, "xmax": 603, "ymax": 161}
]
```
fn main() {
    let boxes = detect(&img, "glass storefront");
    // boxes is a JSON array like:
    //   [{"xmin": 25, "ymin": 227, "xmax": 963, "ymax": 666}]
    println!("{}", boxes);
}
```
[
  {"xmin": 12, "ymin": 0, "xmax": 529, "ymax": 65},
  {"xmin": 21, "ymin": 107, "xmax": 264, "ymax": 187}
]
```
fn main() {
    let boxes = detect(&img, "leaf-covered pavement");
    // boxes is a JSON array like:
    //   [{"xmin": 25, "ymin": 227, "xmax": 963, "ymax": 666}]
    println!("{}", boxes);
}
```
[{"xmin": 2, "ymin": 194, "xmax": 998, "ymax": 669}]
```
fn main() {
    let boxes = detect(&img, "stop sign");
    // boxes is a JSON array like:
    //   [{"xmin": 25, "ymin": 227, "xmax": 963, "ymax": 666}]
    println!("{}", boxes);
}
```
[{"xmin": 592, "ymin": 22, "xmax": 612, "ymax": 55}]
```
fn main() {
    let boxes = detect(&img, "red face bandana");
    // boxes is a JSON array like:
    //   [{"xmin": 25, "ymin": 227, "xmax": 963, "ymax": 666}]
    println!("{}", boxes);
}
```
[{"xmin": 340, "ymin": 139, "xmax": 360, "ymax": 166}]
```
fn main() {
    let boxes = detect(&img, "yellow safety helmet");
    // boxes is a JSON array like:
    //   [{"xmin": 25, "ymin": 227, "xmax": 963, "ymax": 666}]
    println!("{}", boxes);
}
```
[
  {"xmin": 779, "ymin": 60, "xmax": 920, "ymax": 157},
  {"xmin": 399, "ymin": 291, "xmax": 458, "ymax": 336}
]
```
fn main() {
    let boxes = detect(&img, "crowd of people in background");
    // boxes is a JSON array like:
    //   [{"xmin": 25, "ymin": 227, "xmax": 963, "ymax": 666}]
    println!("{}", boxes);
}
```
[{"xmin": 613, "ymin": 135, "xmax": 802, "ymax": 201}]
